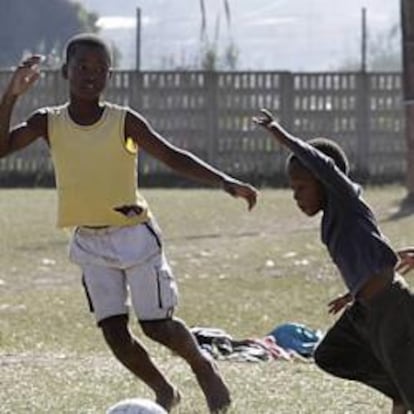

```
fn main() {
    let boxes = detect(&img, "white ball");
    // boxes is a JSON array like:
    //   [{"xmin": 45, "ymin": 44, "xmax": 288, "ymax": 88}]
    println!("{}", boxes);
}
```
[{"xmin": 106, "ymin": 398, "xmax": 167, "ymax": 414}]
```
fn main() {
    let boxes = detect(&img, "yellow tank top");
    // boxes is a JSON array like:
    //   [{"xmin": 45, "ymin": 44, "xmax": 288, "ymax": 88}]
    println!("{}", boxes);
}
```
[{"xmin": 47, "ymin": 102, "xmax": 151, "ymax": 228}]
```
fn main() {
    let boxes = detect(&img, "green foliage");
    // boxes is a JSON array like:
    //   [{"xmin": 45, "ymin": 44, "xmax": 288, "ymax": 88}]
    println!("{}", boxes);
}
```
[
  {"xmin": 369, "ymin": 24, "xmax": 401, "ymax": 71},
  {"xmin": 0, "ymin": 0, "xmax": 99, "ymax": 68},
  {"xmin": 200, "ymin": 41, "xmax": 219, "ymax": 71},
  {"xmin": 223, "ymin": 40, "xmax": 240, "ymax": 71},
  {"xmin": 156, "ymin": 0, "xmax": 239, "ymax": 70},
  {"xmin": 198, "ymin": 0, "xmax": 239, "ymax": 71}
]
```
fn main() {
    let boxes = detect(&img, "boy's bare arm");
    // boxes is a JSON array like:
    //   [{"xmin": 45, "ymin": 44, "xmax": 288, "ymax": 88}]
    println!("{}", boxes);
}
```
[
  {"xmin": 396, "ymin": 246, "xmax": 414, "ymax": 255},
  {"xmin": 327, "ymin": 292, "xmax": 353, "ymax": 314},
  {"xmin": 396, "ymin": 247, "xmax": 414, "ymax": 275},
  {"xmin": 0, "ymin": 55, "xmax": 46, "ymax": 158},
  {"xmin": 125, "ymin": 110, "xmax": 258, "ymax": 210}
]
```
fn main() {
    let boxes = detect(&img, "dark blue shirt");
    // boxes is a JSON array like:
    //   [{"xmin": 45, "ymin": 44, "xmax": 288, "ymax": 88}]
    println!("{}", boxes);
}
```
[{"xmin": 286, "ymin": 136, "xmax": 398, "ymax": 296}]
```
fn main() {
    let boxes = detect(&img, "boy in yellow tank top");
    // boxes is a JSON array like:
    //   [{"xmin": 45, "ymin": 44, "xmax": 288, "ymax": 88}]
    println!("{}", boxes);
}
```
[{"xmin": 0, "ymin": 34, "xmax": 258, "ymax": 413}]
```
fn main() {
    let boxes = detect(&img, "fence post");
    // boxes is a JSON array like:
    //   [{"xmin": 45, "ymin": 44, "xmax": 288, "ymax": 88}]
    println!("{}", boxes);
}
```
[
  {"xmin": 129, "ymin": 70, "xmax": 143, "ymax": 111},
  {"xmin": 205, "ymin": 71, "xmax": 218, "ymax": 164},
  {"xmin": 355, "ymin": 72, "xmax": 370, "ymax": 179},
  {"xmin": 279, "ymin": 71, "xmax": 294, "ymax": 132},
  {"xmin": 278, "ymin": 72, "xmax": 294, "ymax": 177},
  {"xmin": 128, "ymin": 71, "xmax": 144, "ymax": 178},
  {"xmin": 54, "ymin": 69, "xmax": 66, "ymax": 104}
]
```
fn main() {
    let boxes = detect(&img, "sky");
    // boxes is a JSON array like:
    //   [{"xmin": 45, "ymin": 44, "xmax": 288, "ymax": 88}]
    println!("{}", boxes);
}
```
[{"xmin": 78, "ymin": 0, "xmax": 400, "ymax": 71}]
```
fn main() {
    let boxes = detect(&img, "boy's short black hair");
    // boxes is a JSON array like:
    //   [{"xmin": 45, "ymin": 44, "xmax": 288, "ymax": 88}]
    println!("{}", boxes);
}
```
[
  {"xmin": 64, "ymin": 33, "xmax": 112, "ymax": 64},
  {"xmin": 287, "ymin": 137, "xmax": 350, "ymax": 175}
]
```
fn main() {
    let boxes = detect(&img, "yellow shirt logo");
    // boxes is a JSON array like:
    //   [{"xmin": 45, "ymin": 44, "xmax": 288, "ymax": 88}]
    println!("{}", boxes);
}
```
[{"xmin": 125, "ymin": 136, "xmax": 138, "ymax": 154}]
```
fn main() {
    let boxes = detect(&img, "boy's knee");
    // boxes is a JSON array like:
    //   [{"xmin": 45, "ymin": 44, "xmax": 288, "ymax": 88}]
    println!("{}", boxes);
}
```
[
  {"xmin": 313, "ymin": 343, "xmax": 348, "ymax": 379},
  {"xmin": 141, "ymin": 319, "xmax": 174, "ymax": 341},
  {"xmin": 313, "ymin": 343, "xmax": 330, "ymax": 371},
  {"xmin": 313, "ymin": 349, "xmax": 322, "ymax": 367},
  {"xmin": 100, "ymin": 315, "xmax": 131, "ymax": 354}
]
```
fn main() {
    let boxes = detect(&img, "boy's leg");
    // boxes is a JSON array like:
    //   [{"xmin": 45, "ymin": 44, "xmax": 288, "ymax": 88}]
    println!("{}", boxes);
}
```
[
  {"xmin": 314, "ymin": 304, "xmax": 401, "ymax": 402},
  {"xmin": 100, "ymin": 315, "xmax": 180, "ymax": 412},
  {"xmin": 373, "ymin": 278, "xmax": 414, "ymax": 411},
  {"xmin": 71, "ymin": 225, "xmax": 182, "ymax": 411},
  {"xmin": 141, "ymin": 318, "xmax": 231, "ymax": 413},
  {"xmin": 126, "ymin": 251, "xmax": 231, "ymax": 413},
  {"xmin": 80, "ymin": 262, "xmax": 180, "ymax": 412}
]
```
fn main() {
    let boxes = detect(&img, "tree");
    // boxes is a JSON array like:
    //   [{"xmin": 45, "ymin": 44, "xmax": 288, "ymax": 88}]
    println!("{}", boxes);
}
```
[
  {"xmin": 199, "ymin": 0, "xmax": 239, "ymax": 71},
  {"xmin": 0, "ymin": 0, "xmax": 99, "ymax": 68},
  {"xmin": 369, "ymin": 24, "xmax": 401, "ymax": 71}
]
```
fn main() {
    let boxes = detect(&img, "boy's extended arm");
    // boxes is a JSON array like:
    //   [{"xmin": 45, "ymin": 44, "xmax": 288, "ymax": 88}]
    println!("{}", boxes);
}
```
[
  {"xmin": 125, "ymin": 109, "xmax": 258, "ymax": 210},
  {"xmin": 0, "ymin": 55, "xmax": 46, "ymax": 158},
  {"xmin": 327, "ymin": 292, "xmax": 353, "ymax": 314},
  {"xmin": 252, "ymin": 109, "xmax": 295, "ymax": 149},
  {"xmin": 0, "ymin": 92, "xmax": 18, "ymax": 156},
  {"xmin": 253, "ymin": 109, "xmax": 357, "ymax": 197}
]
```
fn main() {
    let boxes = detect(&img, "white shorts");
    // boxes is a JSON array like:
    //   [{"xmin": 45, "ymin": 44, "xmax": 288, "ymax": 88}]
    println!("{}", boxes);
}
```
[{"xmin": 69, "ymin": 221, "xmax": 178, "ymax": 324}]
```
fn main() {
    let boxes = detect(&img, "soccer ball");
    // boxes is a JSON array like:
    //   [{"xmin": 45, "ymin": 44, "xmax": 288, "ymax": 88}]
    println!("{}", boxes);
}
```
[{"xmin": 106, "ymin": 398, "xmax": 167, "ymax": 414}]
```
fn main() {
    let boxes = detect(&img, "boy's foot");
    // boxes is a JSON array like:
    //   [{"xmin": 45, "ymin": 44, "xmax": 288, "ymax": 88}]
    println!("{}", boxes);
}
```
[
  {"xmin": 193, "ymin": 358, "xmax": 231, "ymax": 413},
  {"xmin": 156, "ymin": 386, "xmax": 181, "ymax": 413}
]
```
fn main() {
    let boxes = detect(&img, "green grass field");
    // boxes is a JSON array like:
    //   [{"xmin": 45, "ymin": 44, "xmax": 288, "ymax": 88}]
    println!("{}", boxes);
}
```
[{"xmin": 1, "ymin": 186, "xmax": 413, "ymax": 413}]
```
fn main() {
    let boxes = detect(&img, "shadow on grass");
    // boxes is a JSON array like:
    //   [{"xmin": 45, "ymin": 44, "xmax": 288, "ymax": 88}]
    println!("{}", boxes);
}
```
[
  {"xmin": 386, "ymin": 193, "xmax": 414, "ymax": 221},
  {"xmin": 166, "ymin": 230, "xmax": 262, "ymax": 241},
  {"xmin": 16, "ymin": 239, "xmax": 67, "ymax": 251}
]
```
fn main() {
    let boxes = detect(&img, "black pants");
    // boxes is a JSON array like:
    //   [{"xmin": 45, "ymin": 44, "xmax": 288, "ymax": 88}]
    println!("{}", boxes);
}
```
[{"xmin": 314, "ymin": 275, "xmax": 414, "ymax": 408}]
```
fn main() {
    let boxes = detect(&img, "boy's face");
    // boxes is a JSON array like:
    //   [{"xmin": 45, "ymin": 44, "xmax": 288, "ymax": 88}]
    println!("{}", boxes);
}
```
[
  {"xmin": 288, "ymin": 161, "xmax": 325, "ymax": 216},
  {"xmin": 64, "ymin": 44, "xmax": 111, "ymax": 100}
]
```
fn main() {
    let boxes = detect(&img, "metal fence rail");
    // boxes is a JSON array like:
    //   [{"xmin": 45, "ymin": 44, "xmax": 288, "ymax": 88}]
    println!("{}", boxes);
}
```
[{"xmin": 0, "ymin": 70, "xmax": 405, "ymax": 186}]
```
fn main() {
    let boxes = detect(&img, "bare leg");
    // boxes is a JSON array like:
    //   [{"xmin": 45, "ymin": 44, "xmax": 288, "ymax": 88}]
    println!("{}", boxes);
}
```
[
  {"xmin": 391, "ymin": 400, "xmax": 408, "ymax": 414},
  {"xmin": 100, "ymin": 315, "xmax": 180, "ymax": 412},
  {"xmin": 141, "ymin": 317, "xmax": 231, "ymax": 413}
]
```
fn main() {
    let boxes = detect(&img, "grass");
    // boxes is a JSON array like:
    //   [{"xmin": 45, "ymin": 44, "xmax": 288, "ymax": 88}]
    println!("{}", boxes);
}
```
[{"xmin": 1, "ymin": 186, "xmax": 413, "ymax": 413}]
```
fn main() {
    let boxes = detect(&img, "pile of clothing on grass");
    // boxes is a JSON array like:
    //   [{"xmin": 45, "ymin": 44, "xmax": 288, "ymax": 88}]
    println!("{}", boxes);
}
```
[{"xmin": 191, "ymin": 323, "xmax": 323, "ymax": 363}]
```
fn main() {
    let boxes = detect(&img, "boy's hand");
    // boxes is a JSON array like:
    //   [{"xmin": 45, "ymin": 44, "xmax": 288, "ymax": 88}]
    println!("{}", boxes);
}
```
[
  {"xmin": 6, "ymin": 55, "xmax": 43, "ymax": 97},
  {"xmin": 222, "ymin": 176, "xmax": 258, "ymax": 210},
  {"xmin": 327, "ymin": 293, "xmax": 352, "ymax": 314},
  {"xmin": 252, "ymin": 108, "xmax": 289, "ymax": 147},
  {"xmin": 252, "ymin": 108, "xmax": 276, "ymax": 129},
  {"xmin": 396, "ymin": 248, "xmax": 414, "ymax": 275}
]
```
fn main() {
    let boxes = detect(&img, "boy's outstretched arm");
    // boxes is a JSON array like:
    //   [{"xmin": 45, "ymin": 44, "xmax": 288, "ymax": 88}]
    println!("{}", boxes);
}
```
[
  {"xmin": 252, "ymin": 108, "xmax": 293, "ymax": 148},
  {"xmin": 253, "ymin": 108, "xmax": 358, "ymax": 198},
  {"xmin": 0, "ymin": 55, "xmax": 46, "ymax": 158},
  {"xmin": 125, "ymin": 109, "xmax": 258, "ymax": 210}
]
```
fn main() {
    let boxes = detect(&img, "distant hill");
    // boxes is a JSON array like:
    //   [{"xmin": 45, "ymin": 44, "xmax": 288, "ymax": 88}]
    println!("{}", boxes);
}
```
[{"xmin": 78, "ymin": 0, "xmax": 400, "ymax": 71}]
